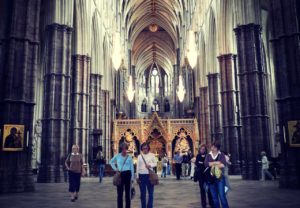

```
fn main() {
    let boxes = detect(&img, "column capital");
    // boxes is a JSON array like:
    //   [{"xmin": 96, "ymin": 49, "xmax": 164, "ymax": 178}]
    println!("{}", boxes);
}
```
[
  {"xmin": 234, "ymin": 23, "xmax": 262, "ymax": 35},
  {"xmin": 217, "ymin": 54, "xmax": 237, "ymax": 61},
  {"xmin": 46, "ymin": 23, "xmax": 73, "ymax": 33},
  {"xmin": 207, "ymin": 73, "xmax": 220, "ymax": 79}
]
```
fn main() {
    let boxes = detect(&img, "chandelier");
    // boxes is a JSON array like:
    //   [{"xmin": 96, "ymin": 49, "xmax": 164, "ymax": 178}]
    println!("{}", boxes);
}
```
[
  {"xmin": 176, "ymin": 75, "xmax": 186, "ymax": 102},
  {"xmin": 112, "ymin": 32, "xmax": 122, "ymax": 70},
  {"xmin": 186, "ymin": 30, "xmax": 197, "ymax": 68},
  {"xmin": 127, "ymin": 75, "xmax": 135, "ymax": 103}
]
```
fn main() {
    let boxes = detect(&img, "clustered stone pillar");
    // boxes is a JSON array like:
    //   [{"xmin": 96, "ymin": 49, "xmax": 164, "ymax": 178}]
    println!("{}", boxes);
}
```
[
  {"xmin": 270, "ymin": 0, "xmax": 300, "ymax": 188},
  {"xmin": 174, "ymin": 48, "xmax": 181, "ymax": 117},
  {"xmin": 199, "ymin": 87, "xmax": 211, "ymax": 145},
  {"xmin": 234, "ymin": 24, "xmax": 271, "ymax": 180},
  {"xmin": 0, "ymin": 0, "xmax": 41, "ymax": 192},
  {"xmin": 38, "ymin": 24, "xmax": 72, "ymax": 183},
  {"xmin": 207, "ymin": 73, "xmax": 223, "ymax": 144},
  {"xmin": 101, "ymin": 90, "xmax": 110, "ymax": 161},
  {"xmin": 89, "ymin": 74, "xmax": 102, "ymax": 164},
  {"xmin": 218, "ymin": 54, "xmax": 241, "ymax": 175},
  {"xmin": 71, "ymin": 55, "xmax": 90, "ymax": 164}
]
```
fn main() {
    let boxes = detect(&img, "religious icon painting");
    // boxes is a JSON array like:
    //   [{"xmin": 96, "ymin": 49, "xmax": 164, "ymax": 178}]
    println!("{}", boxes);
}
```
[
  {"xmin": 2, "ymin": 124, "xmax": 25, "ymax": 151},
  {"xmin": 287, "ymin": 120, "xmax": 300, "ymax": 147}
]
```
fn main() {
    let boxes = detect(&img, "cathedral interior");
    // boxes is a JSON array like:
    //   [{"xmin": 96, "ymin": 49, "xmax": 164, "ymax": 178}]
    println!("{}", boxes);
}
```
[{"xmin": 0, "ymin": 0, "xmax": 300, "ymax": 197}]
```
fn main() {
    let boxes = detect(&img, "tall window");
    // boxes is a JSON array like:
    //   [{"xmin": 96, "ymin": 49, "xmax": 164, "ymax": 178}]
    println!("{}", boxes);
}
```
[
  {"xmin": 164, "ymin": 75, "xmax": 168, "ymax": 94},
  {"xmin": 151, "ymin": 67, "xmax": 159, "ymax": 95}
]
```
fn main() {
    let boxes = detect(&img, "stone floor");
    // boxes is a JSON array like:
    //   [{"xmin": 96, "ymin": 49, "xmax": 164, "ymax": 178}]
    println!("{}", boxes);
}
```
[{"xmin": 0, "ymin": 176, "xmax": 300, "ymax": 208}]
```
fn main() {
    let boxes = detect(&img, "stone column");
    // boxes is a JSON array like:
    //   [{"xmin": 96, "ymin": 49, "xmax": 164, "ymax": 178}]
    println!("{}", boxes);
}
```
[
  {"xmin": 0, "ymin": 0, "xmax": 40, "ymax": 192},
  {"xmin": 37, "ymin": 24, "xmax": 72, "ymax": 183},
  {"xmin": 234, "ymin": 24, "xmax": 271, "ymax": 180},
  {"xmin": 270, "ymin": 0, "xmax": 300, "ymax": 188},
  {"xmin": 207, "ymin": 73, "xmax": 223, "ymax": 143},
  {"xmin": 194, "ymin": 96, "xmax": 201, "ymax": 144},
  {"xmin": 199, "ymin": 87, "xmax": 211, "ymax": 145},
  {"xmin": 89, "ymin": 74, "xmax": 102, "ymax": 166},
  {"xmin": 218, "ymin": 54, "xmax": 241, "ymax": 175},
  {"xmin": 71, "ymin": 55, "xmax": 90, "ymax": 164},
  {"xmin": 174, "ymin": 48, "xmax": 180, "ymax": 117},
  {"xmin": 129, "ymin": 65, "xmax": 136, "ymax": 118},
  {"xmin": 101, "ymin": 90, "xmax": 110, "ymax": 160}
]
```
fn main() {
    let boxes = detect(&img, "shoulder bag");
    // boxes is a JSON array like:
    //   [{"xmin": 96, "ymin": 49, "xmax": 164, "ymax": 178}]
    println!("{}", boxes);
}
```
[
  {"xmin": 141, "ymin": 154, "xmax": 159, "ymax": 186},
  {"xmin": 113, "ymin": 155, "xmax": 129, "ymax": 186}
]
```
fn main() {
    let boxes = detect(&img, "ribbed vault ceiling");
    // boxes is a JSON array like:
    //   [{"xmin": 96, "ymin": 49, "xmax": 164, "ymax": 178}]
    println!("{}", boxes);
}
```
[{"xmin": 121, "ymin": 0, "xmax": 183, "ymax": 75}]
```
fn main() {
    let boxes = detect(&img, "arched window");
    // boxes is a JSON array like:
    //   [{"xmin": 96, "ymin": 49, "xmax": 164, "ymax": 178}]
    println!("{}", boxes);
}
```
[{"xmin": 151, "ymin": 67, "xmax": 159, "ymax": 95}]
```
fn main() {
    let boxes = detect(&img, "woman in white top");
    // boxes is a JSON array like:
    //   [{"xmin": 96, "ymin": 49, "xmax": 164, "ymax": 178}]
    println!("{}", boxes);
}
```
[
  {"xmin": 189, "ymin": 155, "xmax": 196, "ymax": 179},
  {"xmin": 136, "ymin": 142, "xmax": 157, "ymax": 208}
]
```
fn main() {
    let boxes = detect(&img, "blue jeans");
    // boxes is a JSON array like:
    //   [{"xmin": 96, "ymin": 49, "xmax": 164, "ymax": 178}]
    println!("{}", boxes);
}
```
[
  {"xmin": 139, "ymin": 174, "xmax": 154, "ymax": 208},
  {"xmin": 209, "ymin": 177, "xmax": 229, "ymax": 208},
  {"xmin": 99, "ymin": 164, "xmax": 105, "ymax": 182},
  {"xmin": 161, "ymin": 166, "xmax": 167, "ymax": 177}
]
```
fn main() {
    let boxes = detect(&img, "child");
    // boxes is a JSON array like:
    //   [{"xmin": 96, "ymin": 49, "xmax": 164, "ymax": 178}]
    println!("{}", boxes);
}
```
[{"xmin": 259, "ymin": 151, "xmax": 274, "ymax": 181}]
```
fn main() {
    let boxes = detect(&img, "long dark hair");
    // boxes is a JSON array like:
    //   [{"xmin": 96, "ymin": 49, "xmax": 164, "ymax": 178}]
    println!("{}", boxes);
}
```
[{"xmin": 199, "ymin": 144, "xmax": 208, "ymax": 154}]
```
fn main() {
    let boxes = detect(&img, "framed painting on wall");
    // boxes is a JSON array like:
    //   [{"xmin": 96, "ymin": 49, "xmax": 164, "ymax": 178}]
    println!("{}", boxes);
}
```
[
  {"xmin": 288, "ymin": 120, "xmax": 300, "ymax": 147},
  {"xmin": 2, "ymin": 124, "xmax": 24, "ymax": 151}
]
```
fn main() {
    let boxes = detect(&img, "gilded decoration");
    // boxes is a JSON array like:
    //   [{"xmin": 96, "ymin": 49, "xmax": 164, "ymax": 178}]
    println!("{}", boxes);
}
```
[{"xmin": 113, "ymin": 113, "xmax": 199, "ymax": 158}]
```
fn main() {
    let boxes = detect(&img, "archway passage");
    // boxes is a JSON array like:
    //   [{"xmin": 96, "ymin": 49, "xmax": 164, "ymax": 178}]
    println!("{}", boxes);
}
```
[
  {"xmin": 147, "ymin": 128, "xmax": 166, "ymax": 158},
  {"xmin": 119, "ymin": 129, "xmax": 140, "ymax": 155},
  {"xmin": 172, "ymin": 128, "xmax": 194, "ymax": 157}
]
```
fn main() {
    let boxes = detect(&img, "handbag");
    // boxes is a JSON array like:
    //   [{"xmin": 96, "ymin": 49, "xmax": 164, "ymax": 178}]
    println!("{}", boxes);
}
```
[
  {"xmin": 113, "ymin": 155, "xmax": 129, "ymax": 186},
  {"xmin": 141, "ymin": 154, "xmax": 159, "ymax": 186},
  {"xmin": 211, "ymin": 166, "xmax": 223, "ymax": 180},
  {"xmin": 131, "ymin": 186, "xmax": 136, "ymax": 200}
]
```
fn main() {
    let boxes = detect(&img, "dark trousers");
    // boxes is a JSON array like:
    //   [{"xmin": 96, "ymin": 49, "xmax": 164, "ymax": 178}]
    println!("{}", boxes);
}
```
[
  {"xmin": 68, "ymin": 171, "xmax": 81, "ymax": 193},
  {"xmin": 199, "ymin": 178, "xmax": 213, "ymax": 208},
  {"xmin": 117, "ymin": 170, "xmax": 131, "ymax": 208},
  {"xmin": 175, "ymin": 163, "xmax": 182, "ymax": 180},
  {"xmin": 161, "ymin": 166, "xmax": 167, "ymax": 178},
  {"xmin": 139, "ymin": 174, "xmax": 154, "ymax": 208}
]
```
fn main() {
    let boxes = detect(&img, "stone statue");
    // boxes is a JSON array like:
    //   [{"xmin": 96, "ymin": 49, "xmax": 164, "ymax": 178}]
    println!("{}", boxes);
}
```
[{"xmin": 32, "ymin": 119, "xmax": 42, "ymax": 169}]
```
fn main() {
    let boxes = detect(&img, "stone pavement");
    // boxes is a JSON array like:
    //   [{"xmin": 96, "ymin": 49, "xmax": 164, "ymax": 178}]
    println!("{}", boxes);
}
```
[{"xmin": 0, "ymin": 176, "xmax": 300, "ymax": 208}]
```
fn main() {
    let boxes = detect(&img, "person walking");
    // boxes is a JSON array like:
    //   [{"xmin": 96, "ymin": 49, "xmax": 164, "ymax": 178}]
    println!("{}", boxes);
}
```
[
  {"xmin": 173, "ymin": 151, "xmax": 183, "ymax": 180},
  {"xmin": 259, "ymin": 151, "xmax": 274, "ymax": 181},
  {"xmin": 161, "ymin": 154, "xmax": 168, "ymax": 178},
  {"xmin": 196, "ymin": 145, "xmax": 213, "ymax": 208},
  {"xmin": 136, "ymin": 142, "xmax": 157, "ymax": 208},
  {"xmin": 109, "ymin": 143, "xmax": 134, "ymax": 208},
  {"xmin": 190, "ymin": 154, "xmax": 196, "ymax": 180},
  {"xmin": 182, "ymin": 152, "xmax": 190, "ymax": 178},
  {"xmin": 205, "ymin": 142, "xmax": 229, "ymax": 208},
  {"xmin": 65, "ymin": 144, "xmax": 84, "ymax": 202},
  {"xmin": 96, "ymin": 149, "xmax": 106, "ymax": 183}
]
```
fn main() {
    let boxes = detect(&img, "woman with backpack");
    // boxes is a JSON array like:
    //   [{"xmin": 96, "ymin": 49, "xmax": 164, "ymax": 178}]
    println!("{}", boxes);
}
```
[{"xmin": 204, "ymin": 142, "xmax": 229, "ymax": 208}]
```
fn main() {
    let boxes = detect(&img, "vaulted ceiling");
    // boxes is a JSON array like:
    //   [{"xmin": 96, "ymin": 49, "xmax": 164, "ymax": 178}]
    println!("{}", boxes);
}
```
[{"xmin": 121, "ymin": 0, "xmax": 184, "ymax": 76}]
